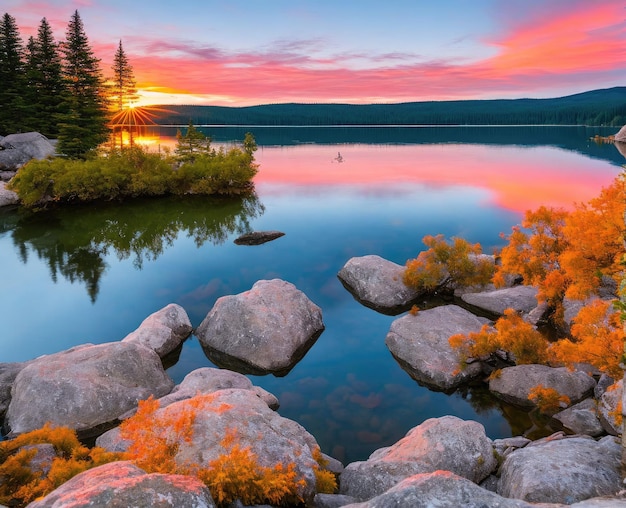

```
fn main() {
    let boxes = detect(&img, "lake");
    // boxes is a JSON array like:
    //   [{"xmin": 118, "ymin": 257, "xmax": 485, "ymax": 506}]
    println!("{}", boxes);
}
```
[{"xmin": 0, "ymin": 126, "xmax": 622, "ymax": 464}]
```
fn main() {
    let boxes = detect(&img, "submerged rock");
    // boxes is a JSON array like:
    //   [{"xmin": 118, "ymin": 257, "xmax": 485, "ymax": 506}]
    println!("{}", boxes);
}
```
[
  {"xmin": 196, "ymin": 279, "xmax": 324, "ymax": 376},
  {"xmin": 385, "ymin": 305, "xmax": 489, "ymax": 391},
  {"xmin": 337, "ymin": 255, "xmax": 424, "ymax": 315},
  {"xmin": 461, "ymin": 285, "xmax": 538, "ymax": 316},
  {"xmin": 234, "ymin": 230, "xmax": 285, "ymax": 245}
]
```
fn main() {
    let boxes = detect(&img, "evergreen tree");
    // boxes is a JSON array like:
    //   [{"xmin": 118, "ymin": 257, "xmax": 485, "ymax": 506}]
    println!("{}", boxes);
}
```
[
  {"xmin": 24, "ymin": 18, "xmax": 65, "ymax": 137},
  {"xmin": 0, "ymin": 13, "xmax": 26, "ymax": 134},
  {"xmin": 57, "ymin": 10, "xmax": 109, "ymax": 157},
  {"xmin": 110, "ymin": 40, "xmax": 138, "ymax": 111}
]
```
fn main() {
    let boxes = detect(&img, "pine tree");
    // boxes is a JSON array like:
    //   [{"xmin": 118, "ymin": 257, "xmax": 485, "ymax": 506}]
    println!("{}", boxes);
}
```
[
  {"xmin": 57, "ymin": 10, "xmax": 109, "ymax": 157},
  {"xmin": 110, "ymin": 40, "xmax": 138, "ymax": 112},
  {"xmin": 0, "ymin": 13, "xmax": 26, "ymax": 134},
  {"xmin": 24, "ymin": 18, "xmax": 65, "ymax": 137}
]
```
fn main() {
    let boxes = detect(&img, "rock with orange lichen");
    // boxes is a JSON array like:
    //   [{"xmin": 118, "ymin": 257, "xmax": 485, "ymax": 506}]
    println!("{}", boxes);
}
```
[{"xmin": 27, "ymin": 461, "xmax": 216, "ymax": 508}]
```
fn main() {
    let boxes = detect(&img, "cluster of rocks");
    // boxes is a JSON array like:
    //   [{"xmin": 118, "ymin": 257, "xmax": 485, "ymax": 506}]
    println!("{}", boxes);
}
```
[
  {"xmin": 1, "ymin": 254, "xmax": 625, "ymax": 505},
  {"xmin": 0, "ymin": 132, "xmax": 56, "ymax": 207}
]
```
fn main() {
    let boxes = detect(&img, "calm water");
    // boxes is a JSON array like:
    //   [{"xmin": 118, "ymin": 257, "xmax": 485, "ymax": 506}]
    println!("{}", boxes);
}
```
[{"xmin": 0, "ymin": 126, "xmax": 622, "ymax": 463}]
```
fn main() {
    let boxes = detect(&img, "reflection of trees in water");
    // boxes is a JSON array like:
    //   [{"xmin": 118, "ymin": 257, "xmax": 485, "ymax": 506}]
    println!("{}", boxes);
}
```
[{"xmin": 6, "ymin": 194, "xmax": 265, "ymax": 302}]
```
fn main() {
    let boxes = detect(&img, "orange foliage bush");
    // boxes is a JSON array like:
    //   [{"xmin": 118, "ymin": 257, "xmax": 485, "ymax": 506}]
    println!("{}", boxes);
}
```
[
  {"xmin": 404, "ymin": 234, "xmax": 494, "ymax": 291},
  {"xmin": 449, "ymin": 308, "xmax": 549, "ymax": 366},
  {"xmin": 549, "ymin": 299, "xmax": 625, "ymax": 379},
  {"xmin": 0, "ymin": 423, "xmax": 123, "ymax": 507},
  {"xmin": 528, "ymin": 384, "xmax": 571, "ymax": 414}
]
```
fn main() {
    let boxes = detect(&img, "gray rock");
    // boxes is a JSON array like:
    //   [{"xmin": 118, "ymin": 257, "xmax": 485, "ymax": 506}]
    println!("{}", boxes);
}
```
[
  {"xmin": 234, "ymin": 230, "xmax": 285, "ymax": 245},
  {"xmin": 6, "ymin": 342, "xmax": 174, "ymax": 436},
  {"xmin": 343, "ymin": 471, "xmax": 535, "ymax": 508},
  {"xmin": 0, "ymin": 132, "xmax": 55, "ymax": 170},
  {"xmin": 595, "ymin": 373, "xmax": 615, "ymax": 399},
  {"xmin": 337, "ymin": 255, "xmax": 423, "ymax": 315},
  {"xmin": 571, "ymin": 497, "xmax": 626, "ymax": 507},
  {"xmin": 461, "ymin": 285, "xmax": 538, "ymax": 316},
  {"xmin": 314, "ymin": 493, "xmax": 358, "ymax": 508},
  {"xmin": 598, "ymin": 379, "xmax": 622, "ymax": 436},
  {"xmin": 498, "ymin": 436, "xmax": 622, "ymax": 504},
  {"xmin": 552, "ymin": 398, "xmax": 604, "ymax": 437},
  {"xmin": 340, "ymin": 416, "xmax": 497, "ymax": 501},
  {"xmin": 122, "ymin": 303, "xmax": 192, "ymax": 358},
  {"xmin": 385, "ymin": 305, "xmax": 489, "ymax": 391},
  {"xmin": 489, "ymin": 364, "xmax": 596, "ymax": 409},
  {"xmin": 158, "ymin": 389, "xmax": 321, "ymax": 504},
  {"xmin": 0, "ymin": 362, "xmax": 27, "ymax": 419},
  {"xmin": 196, "ymin": 279, "xmax": 324, "ymax": 376},
  {"xmin": 27, "ymin": 461, "xmax": 216, "ymax": 508},
  {"xmin": 0, "ymin": 181, "xmax": 19, "ymax": 207}
]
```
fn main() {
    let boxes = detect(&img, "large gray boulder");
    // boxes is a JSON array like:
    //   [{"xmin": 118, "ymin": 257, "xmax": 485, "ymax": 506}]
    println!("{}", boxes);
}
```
[
  {"xmin": 196, "ymin": 279, "xmax": 324, "ymax": 376},
  {"xmin": 385, "ymin": 305, "xmax": 489, "ymax": 391},
  {"xmin": 337, "ymin": 255, "xmax": 423, "ymax": 315},
  {"xmin": 461, "ymin": 285, "xmax": 538, "ymax": 316},
  {"xmin": 552, "ymin": 398, "xmax": 605, "ymax": 437},
  {"xmin": 340, "ymin": 416, "xmax": 497, "ymax": 501},
  {"xmin": 489, "ymin": 364, "xmax": 596, "ymax": 409},
  {"xmin": 122, "ymin": 303, "xmax": 192, "ymax": 358},
  {"xmin": 343, "ymin": 471, "xmax": 535, "ymax": 508},
  {"xmin": 0, "ymin": 132, "xmax": 55, "ymax": 170},
  {"xmin": 6, "ymin": 342, "xmax": 174, "ymax": 436},
  {"xmin": 498, "ymin": 435, "xmax": 622, "ymax": 504},
  {"xmin": 28, "ymin": 461, "xmax": 216, "ymax": 508},
  {"xmin": 142, "ymin": 389, "xmax": 320, "ymax": 504},
  {"xmin": 0, "ymin": 181, "xmax": 19, "ymax": 207}
]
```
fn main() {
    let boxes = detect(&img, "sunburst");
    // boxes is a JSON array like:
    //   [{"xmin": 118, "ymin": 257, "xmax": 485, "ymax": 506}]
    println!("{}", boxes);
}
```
[{"xmin": 109, "ymin": 104, "xmax": 173, "ymax": 148}]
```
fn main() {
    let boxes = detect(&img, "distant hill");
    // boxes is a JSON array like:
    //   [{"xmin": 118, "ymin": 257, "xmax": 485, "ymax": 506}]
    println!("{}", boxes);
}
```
[{"xmin": 152, "ymin": 87, "xmax": 626, "ymax": 127}]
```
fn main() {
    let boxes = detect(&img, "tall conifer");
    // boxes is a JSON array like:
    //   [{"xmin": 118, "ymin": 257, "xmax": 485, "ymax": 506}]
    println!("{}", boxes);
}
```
[
  {"xmin": 110, "ymin": 40, "xmax": 138, "ymax": 111},
  {"xmin": 24, "ymin": 18, "xmax": 65, "ymax": 137},
  {"xmin": 0, "ymin": 13, "xmax": 25, "ymax": 134},
  {"xmin": 57, "ymin": 10, "xmax": 109, "ymax": 157}
]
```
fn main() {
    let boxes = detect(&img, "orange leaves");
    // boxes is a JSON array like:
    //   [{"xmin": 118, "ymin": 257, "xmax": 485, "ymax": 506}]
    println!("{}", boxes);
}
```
[
  {"xmin": 404, "ymin": 234, "xmax": 494, "ymax": 291},
  {"xmin": 528, "ymin": 385, "xmax": 571, "ymax": 414},
  {"xmin": 449, "ymin": 309, "xmax": 549, "ymax": 366},
  {"xmin": 550, "ymin": 299, "xmax": 624, "ymax": 379}
]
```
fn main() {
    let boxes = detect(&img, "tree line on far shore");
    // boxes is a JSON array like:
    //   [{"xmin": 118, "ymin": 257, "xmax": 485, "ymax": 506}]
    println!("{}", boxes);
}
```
[{"xmin": 0, "ymin": 11, "xmax": 136, "ymax": 158}]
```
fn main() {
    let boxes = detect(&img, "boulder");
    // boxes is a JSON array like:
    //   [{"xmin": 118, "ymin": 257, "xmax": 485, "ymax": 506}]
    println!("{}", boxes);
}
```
[
  {"xmin": 5, "ymin": 342, "xmax": 174, "ymax": 436},
  {"xmin": 552, "ymin": 398, "xmax": 604, "ymax": 437},
  {"xmin": 488, "ymin": 364, "xmax": 596, "ymax": 409},
  {"xmin": 234, "ymin": 230, "xmax": 285, "ymax": 245},
  {"xmin": 0, "ymin": 132, "xmax": 55, "ymax": 170},
  {"xmin": 149, "ymin": 389, "xmax": 319, "ymax": 504},
  {"xmin": 337, "ymin": 255, "xmax": 423, "ymax": 315},
  {"xmin": 614, "ymin": 125, "xmax": 626, "ymax": 142},
  {"xmin": 122, "ymin": 303, "xmax": 192, "ymax": 358},
  {"xmin": 0, "ymin": 181, "xmax": 19, "ymax": 207},
  {"xmin": 385, "ymin": 305, "xmax": 489, "ymax": 391},
  {"xmin": 342, "ymin": 470, "xmax": 535, "ymax": 508},
  {"xmin": 339, "ymin": 416, "xmax": 497, "ymax": 501},
  {"xmin": 0, "ymin": 361, "xmax": 28, "ymax": 420},
  {"xmin": 461, "ymin": 285, "xmax": 538, "ymax": 316},
  {"xmin": 498, "ymin": 435, "xmax": 622, "ymax": 504},
  {"xmin": 196, "ymin": 279, "xmax": 324, "ymax": 376},
  {"xmin": 598, "ymin": 379, "xmax": 622, "ymax": 436},
  {"xmin": 27, "ymin": 461, "xmax": 216, "ymax": 508}
]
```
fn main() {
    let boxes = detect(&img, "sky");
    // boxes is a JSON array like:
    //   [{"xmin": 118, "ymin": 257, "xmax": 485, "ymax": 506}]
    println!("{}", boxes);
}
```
[{"xmin": 4, "ymin": 0, "xmax": 626, "ymax": 107}]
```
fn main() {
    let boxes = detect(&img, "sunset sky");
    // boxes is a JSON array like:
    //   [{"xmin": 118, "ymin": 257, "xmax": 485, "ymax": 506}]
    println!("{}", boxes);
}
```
[{"xmin": 5, "ymin": 0, "xmax": 626, "ymax": 106}]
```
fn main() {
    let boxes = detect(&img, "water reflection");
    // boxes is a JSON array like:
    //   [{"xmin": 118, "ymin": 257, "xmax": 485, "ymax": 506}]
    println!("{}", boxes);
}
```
[{"xmin": 3, "ymin": 194, "xmax": 265, "ymax": 301}]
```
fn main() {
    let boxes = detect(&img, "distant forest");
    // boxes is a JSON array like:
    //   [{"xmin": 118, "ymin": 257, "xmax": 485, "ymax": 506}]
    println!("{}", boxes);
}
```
[{"xmin": 153, "ymin": 87, "xmax": 626, "ymax": 127}]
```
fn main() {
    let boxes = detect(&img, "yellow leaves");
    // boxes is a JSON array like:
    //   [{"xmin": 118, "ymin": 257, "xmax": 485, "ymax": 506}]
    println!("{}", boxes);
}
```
[
  {"xmin": 528, "ymin": 385, "xmax": 570, "ymax": 414},
  {"xmin": 404, "ymin": 234, "xmax": 494, "ymax": 291}
]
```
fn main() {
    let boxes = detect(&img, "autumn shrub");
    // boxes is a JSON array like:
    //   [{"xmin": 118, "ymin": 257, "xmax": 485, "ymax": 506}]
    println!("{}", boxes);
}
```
[
  {"xmin": 119, "ymin": 394, "xmax": 312, "ymax": 507},
  {"xmin": 312, "ymin": 446, "xmax": 338, "ymax": 494},
  {"xmin": 549, "ymin": 299, "xmax": 624, "ymax": 379},
  {"xmin": 528, "ymin": 385, "xmax": 571, "ymax": 414},
  {"xmin": 403, "ymin": 234, "xmax": 494, "ymax": 292},
  {"xmin": 0, "ymin": 423, "xmax": 123, "ymax": 507},
  {"xmin": 449, "ymin": 308, "xmax": 549, "ymax": 366}
]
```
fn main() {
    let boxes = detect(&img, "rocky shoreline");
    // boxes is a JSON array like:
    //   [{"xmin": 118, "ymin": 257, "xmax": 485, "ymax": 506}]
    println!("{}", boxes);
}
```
[{"xmin": 1, "ymin": 251, "xmax": 625, "ymax": 507}]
